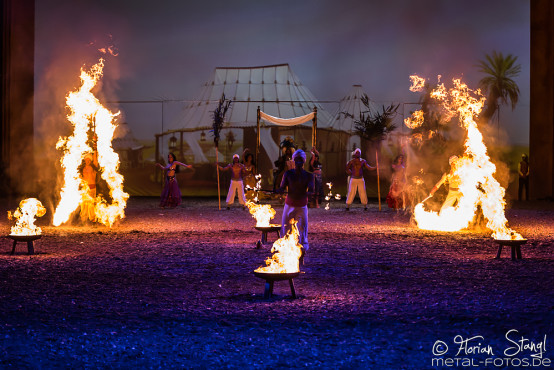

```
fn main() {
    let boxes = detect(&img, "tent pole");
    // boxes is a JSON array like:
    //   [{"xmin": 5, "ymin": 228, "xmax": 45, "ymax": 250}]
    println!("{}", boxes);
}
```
[
  {"xmin": 312, "ymin": 107, "xmax": 317, "ymax": 149},
  {"xmin": 376, "ymin": 149, "xmax": 381, "ymax": 211},
  {"xmin": 256, "ymin": 106, "xmax": 260, "ymax": 174}
]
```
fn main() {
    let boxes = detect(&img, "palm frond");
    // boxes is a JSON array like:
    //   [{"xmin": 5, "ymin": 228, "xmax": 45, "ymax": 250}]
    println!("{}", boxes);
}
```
[
  {"xmin": 211, "ymin": 93, "xmax": 232, "ymax": 147},
  {"xmin": 354, "ymin": 103, "xmax": 399, "ymax": 143}
]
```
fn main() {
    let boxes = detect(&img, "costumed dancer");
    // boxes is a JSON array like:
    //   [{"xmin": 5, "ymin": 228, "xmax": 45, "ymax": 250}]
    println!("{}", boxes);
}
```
[
  {"xmin": 386, "ymin": 154, "xmax": 406, "ymax": 209},
  {"xmin": 309, "ymin": 147, "xmax": 323, "ymax": 208},
  {"xmin": 242, "ymin": 148, "xmax": 256, "ymax": 201},
  {"xmin": 345, "ymin": 148, "xmax": 376, "ymax": 211},
  {"xmin": 428, "ymin": 155, "xmax": 461, "ymax": 214},
  {"xmin": 218, "ymin": 154, "xmax": 247, "ymax": 210},
  {"xmin": 276, "ymin": 149, "xmax": 314, "ymax": 260},
  {"xmin": 156, "ymin": 152, "xmax": 192, "ymax": 208},
  {"xmin": 80, "ymin": 151, "xmax": 99, "ymax": 223}
]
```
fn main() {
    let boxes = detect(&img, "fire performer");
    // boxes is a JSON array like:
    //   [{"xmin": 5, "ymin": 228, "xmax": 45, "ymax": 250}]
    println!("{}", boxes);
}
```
[
  {"xmin": 428, "ymin": 155, "xmax": 462, "ymax": 213},
  {"xmin": 218, "ymin": 154, "xmax": 247, "ymax": 210},
  {"xmin": 276, "ymin": 149, "xmax": 314, "ymax": 256},
  {"xmin": 386, "ymin": 154, "xmax": 406, "ymax": 210},
  {"xmin": 79, "ymin": 152, "xmax": 99, "ymax": 223},
  {"xmin": 156, "ymin": 153, "xmax": 192, "ymax": 208},
  {"xmin": 309, "ymin": 147, "xmax": 323, "ymax": 208},
  {"xmin": 345, "ymin": 148, "xmax": 376, "ymax": 211}
]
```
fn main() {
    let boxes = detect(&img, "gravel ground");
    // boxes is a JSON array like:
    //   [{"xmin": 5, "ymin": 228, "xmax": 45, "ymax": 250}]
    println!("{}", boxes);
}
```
[{"xmin": 0, "ymin": 197, "xmax": 552, "ymax": 369}]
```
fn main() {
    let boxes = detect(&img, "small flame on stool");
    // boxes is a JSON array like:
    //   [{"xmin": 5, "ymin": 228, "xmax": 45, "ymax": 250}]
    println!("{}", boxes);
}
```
[
  {"xmin": 8, "ymin": 198, "xmax": 46, "ymax": 236},
  {"xmin": 255, "ymin": 219, "xmax": 303, "ymax": 274},
  {"xmin": 246, "ymin": 201, "xmax": 276, "ymax": 227}
]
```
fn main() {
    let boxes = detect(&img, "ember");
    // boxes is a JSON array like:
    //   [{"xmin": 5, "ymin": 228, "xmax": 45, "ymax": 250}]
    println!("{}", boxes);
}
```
[
  {"xmin": 406, "ymin": 76, "xmax": 523, "ymax": 240},
  {"xmin": 324, "ymin": 182, "xmax": 340, "ymax": 210},
  {"xmin": 53, "ymin": 59, "xmax": 129, "ymax": 227},
  {"xmin": 255, "ymin": 219, "xmax": 303, "ymax": 274},
  {"xmin": 8, "ymin": 198, "xmax": 46, "ymax": 236}
]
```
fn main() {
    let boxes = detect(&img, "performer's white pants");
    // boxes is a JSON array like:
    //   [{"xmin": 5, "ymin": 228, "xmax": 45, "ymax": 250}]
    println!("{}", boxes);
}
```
[
  {"xmin": 346, "ymin": 177, "xmax": 368, "ymax": 205},
  {"xmin": 226, "ymin": 180, "xmax": 246, "ymax": 205},
  {"xmin": 281, "ymin": 204, "xmax": 309, "ymax": 251},
  {"xmin": 440, "ymin": 189, "xmax": 461, "ymax": 213}
]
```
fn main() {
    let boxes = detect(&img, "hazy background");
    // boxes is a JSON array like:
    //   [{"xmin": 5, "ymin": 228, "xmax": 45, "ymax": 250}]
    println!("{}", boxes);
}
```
[{"xmin": 34, "ymin": 0, "xmax": 530, "ymax": 144}]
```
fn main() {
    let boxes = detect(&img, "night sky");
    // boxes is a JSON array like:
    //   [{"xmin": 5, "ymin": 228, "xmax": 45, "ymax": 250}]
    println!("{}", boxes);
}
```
[{"xmin": 34, "ymin": 0, "xmax": 530, "ymax": 144}]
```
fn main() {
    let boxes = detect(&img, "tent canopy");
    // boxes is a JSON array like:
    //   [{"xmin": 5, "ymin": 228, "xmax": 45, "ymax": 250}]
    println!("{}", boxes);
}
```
[
  {"xmin": 330, "ymin": 84, "xmax": 381, "ymax": 133},
  {"xmin": 167, "ymin": 64, "xmax": 333, "ymax": 131}
]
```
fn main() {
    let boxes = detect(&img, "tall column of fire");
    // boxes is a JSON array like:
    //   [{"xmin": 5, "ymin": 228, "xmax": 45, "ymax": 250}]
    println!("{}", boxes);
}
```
[{"xmin": 53, "ymin": 59, "xmax": 128, "ymax": 227}]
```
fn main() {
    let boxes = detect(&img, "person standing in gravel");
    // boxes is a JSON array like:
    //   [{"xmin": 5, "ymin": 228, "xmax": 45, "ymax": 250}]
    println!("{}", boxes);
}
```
[
  {"xmin": 518, "ymin": 153, "xmax": 529, "ymax": 201},
  {"xmin": 276, "ymin": 149, "xmax": 314, "ymax": 258},
  {"xmin": 345, "ymin": 148, "xmax": 376, "ymax": 211},
  {"xmin": 156, "ymin": 153, "xmax": 192, "ymax": 208},
  {"xmin": 218, "ymin": 154, "xmax": 247, "ymax": 210}
]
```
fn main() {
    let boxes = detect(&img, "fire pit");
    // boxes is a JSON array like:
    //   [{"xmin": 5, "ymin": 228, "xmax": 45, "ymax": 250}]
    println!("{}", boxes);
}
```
[
  {"xmin": 254, "ymin": 224, "xmax": 281, "ymax": 248},
  {"xmin": 7, "ymin": 234, "xmax": 42, "ymax": 255},
  {"xmin": 253, "ymin": 271, "xmax": 300, "ymax": 299},
  {"xmin": 494, "ymin": 239, "xmax": 527, "ymax": 260}
]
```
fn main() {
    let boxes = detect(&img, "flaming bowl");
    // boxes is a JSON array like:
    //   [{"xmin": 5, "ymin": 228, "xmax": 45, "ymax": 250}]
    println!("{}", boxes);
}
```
[
  {"xmin": 8, "ymin": 234, "xmax": 42, "ymax": 242},
  {"xmin": 254, "ymin": 224, "xmax": 281, "ymax": 233},
  {"xmin": 494, "ymin": 238, "xmax": 527, "ymax": 247},
  {"xmin": 253, "ymin": 271, "xmax": 300, "ymax": 281}
]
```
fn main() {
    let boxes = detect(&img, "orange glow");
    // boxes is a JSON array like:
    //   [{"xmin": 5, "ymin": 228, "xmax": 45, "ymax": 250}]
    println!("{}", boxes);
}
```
[
  {"xmin": 255, "ymin": 219, "xmax": 303, "ymax": 274},
  {"xmin": 410, "ymin": 77, "xmax": 523, "ymax": 240},
  {"xmin": 53, "ymin": 59, "xmax": 129, "ymax": 227},
  {"xmin": 8, "ymin": 198, "xmax": 46, "ymax": 235}
]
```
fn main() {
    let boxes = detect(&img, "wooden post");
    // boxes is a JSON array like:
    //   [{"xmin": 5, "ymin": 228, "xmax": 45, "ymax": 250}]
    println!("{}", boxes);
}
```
[
  {"xmin": 312, "ymin": 106, "xmax": 317, "ymax": 148},
  {"xmin": 256, "ymin": 106, "xmax": 260, "ymax": 174},
  {"xmin": 376, "ymin": 149, "xmax": 381, "ymax": 211},
  {"xmin": 216, "ymin": 144, "xmax": 221, "ymax": 210}
]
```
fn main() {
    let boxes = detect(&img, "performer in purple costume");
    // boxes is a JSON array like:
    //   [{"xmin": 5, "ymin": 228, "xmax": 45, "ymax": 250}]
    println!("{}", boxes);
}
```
[{"xmin": 156, "ymin": 153, "xmax": 192, "ymax": 208}]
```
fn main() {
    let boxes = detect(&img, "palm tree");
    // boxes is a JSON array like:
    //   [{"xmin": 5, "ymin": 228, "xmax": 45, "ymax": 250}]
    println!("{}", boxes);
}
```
[
  {"xmin": 476, "ymin": 51, "xmax": 521, "ymax": 123},
  {"xmin": 349, "ymin": 95, "xmax": 398, "ymax": 143}
]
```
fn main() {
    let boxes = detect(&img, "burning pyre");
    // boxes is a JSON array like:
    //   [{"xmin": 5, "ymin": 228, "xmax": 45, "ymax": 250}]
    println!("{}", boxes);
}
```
[
  {"xmin": 8, "ymin": 198, "xmax": 46, "ymax": 236},
  {"xmin": 255, "ymin": 220, "xmax": 303, "ymax": 274},
  {"xmin": 53, "ymin": 59, "xmax": 129, "ymax": 227},
  {"xmin": 405, "ymin": 76, "xmax": 523, "ymax": 240}
]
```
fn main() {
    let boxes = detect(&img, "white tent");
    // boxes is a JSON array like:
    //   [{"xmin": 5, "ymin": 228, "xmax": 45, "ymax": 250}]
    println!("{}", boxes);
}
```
[
  {"xmin": 330, "ymin": 84, "xmax": 381, "ymax": 153},
  {"xmin": 163, "ymin": 64, "xmax": 334, "ymax": 164}
]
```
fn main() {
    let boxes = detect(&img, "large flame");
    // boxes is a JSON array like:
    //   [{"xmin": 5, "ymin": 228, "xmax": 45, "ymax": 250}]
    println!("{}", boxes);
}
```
[
  {"xmin": 8, "ymin": 198, "xmax": 46, "ymax": 235},
  {"xmin": 255, "ymin": 220, "xmax": 303, "ymax": 274},
  {"xmin": 246, "ymin": 201, "xmax": 276, "ymax": 227},
  {"xmin": 53, "ymin": 59, "xmax": 128, "ymax": 227},
  {"xmin": 408, "ymin": 77, "xmax": 523, "ymax": 240}
]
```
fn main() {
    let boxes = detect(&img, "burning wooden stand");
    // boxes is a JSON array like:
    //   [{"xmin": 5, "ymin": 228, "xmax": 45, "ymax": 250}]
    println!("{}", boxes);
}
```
[
  {"xmin": 494, "ymin": 239, "xmax": 527, "ymax": 261},
  {"xmin": 7, "ymin": 234, "xmax": 42, "ymax": 255},
  {"xmin": 253, "ymin": 271, "xmax": 300, "ymax": 299},
  {"xmin": 254, "ymin": 224, "xmax": 281, "ymax": 248}
]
